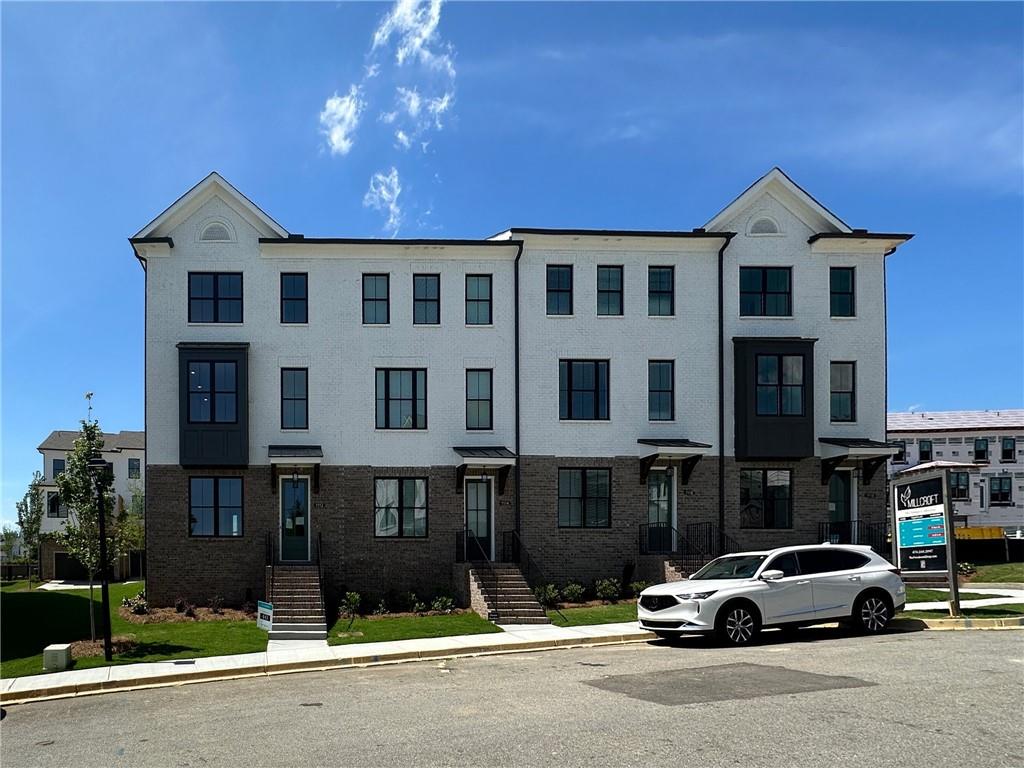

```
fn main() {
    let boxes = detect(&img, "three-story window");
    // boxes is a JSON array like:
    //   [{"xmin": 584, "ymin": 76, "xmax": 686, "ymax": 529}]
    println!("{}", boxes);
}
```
[
  {"xmin": 188, "ymin": 272, "xmax": 242, "ymax": 323},
  {"xmin": 829, "ymin": 361, "xmax": 856, "ymax": 422},
  {"xmin": 648, "ymin": 360, "xmax": 674, "ymax": 421},
  {"xmin": 740, "ymin": 469, "xmax": 792, "ymax": 528},
  {"xmin": 559, "ymin": 360, "xmax": 609, "ymax": 420},
  {"xmin": 280, "ymin": 273, "xmax": 308, "ymax": 324},
  {"xmin": 374, "ymin": 478, "xmax": 428, "ymax": 537},
  {"xmin": 830, "ymin": 267, "xmax": 855, "ymax": 317},
  {"xmin": 597, "ymin": 266, "xmax": 623, "ymax": 316},
  {"xmin": 546, "ymin": 265, "xmax": 573, "ymax": 315},
  {"xmin": 950, "ymin": 471, "xmax": 970, "ymax": 501},
  {"xmin": 918, "ymin": 439, "xmax": 933, "ymax": 463},
  {"xmin": 740, "ymin": 267, "xmax": 791, "ymax": 316},
  {"xmin": 375, "ymin": 369, "xmax": 427, "ymax": 429},
  {"xmin": 755, "ymin": 354, "xmax": 804, "ymax": 416},
  {"xmin": 974, "ymin": 438, "xmax": 989, "ymax": 463},
  {"xmin": 465, "ymin": 274, "xmax": 492, "ymax": 325},
  {"xmin": 187, "ymin": 361, "xmax": 237, "ymax": 423},
  {"xmin": 557, "ymin": 468, "xmax": 611, "ymax": 528},
  {"xmin": 1002, "ymin": 437, "xmax": 1017, "ymax": 462},
  {"xmin": 990, "ymin": 477, "xmax": 1012, "ymax": 505},
  {"xmin": 648, "ymin": 266, "xmax": 674, "ymax": 316},
  {"xmin": 281, "ymin": 368, "xmax": 308, "ymax": 430},
  {"xmin": 362, "ymin": 274, "xmax": 390, "ymax": 324},
  {"xmin": 466, "ymin": 369, "xmax": 493, "ymax": 430},
  {"xmin": 52, "ymin": 458, "xmax": 65, "ymax": 478},
  {"xmin": 413, "ymin": 274, "xmax": 440, "ymax": 325},
  {"xmin": 189, "ymin": 477, "xmax": 243, "ymax": 537}
]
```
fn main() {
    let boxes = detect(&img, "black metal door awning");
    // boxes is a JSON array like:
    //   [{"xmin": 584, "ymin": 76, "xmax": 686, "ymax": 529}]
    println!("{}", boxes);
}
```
[
  {"xmin": 636, "ymin": 439, "xmax": 712, "ymax": 484},
  {"xmin": 269, "ymin": 445, "xmax": 323, "ymax": 493},
  {"xmin": 819, "ymin": 437, "xmax": 897, "ymax": 485},
  {"xmin": 453, "ymin": 447, "xmax": 516, "ymax": 494}
]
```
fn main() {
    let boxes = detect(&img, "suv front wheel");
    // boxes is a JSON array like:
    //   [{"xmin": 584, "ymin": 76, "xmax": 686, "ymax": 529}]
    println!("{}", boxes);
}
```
[
  {"xmin": 853, "ymin": 592, "xmax": 892, "ymax": 634},
  {"xmin": 716, "ymin": 602, "xmax": 761, "ymax": 645}
]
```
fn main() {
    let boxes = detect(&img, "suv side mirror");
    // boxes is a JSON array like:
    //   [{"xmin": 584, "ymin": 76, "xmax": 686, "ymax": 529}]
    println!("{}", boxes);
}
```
[{"xmin": 760, "ymin": 569, "xmax": 784, "ymax": 581}]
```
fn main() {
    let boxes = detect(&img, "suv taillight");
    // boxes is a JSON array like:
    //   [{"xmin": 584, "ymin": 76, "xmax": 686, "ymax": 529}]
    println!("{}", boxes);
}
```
[{"xmin": 887, "ymin": 567, "xmax": 901, "ymax": 576}]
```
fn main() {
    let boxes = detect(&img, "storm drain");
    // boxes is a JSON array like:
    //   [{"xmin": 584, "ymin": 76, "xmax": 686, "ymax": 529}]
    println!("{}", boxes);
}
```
[{"xmin": 584, "ymin": 662, "xmax": 875, "ymax": 706}]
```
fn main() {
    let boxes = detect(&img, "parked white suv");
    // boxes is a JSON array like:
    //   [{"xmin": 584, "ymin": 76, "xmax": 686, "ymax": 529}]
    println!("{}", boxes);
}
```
[{"xmin": 638, "ymin": 544, "xmax": 905, "ymax": 645}]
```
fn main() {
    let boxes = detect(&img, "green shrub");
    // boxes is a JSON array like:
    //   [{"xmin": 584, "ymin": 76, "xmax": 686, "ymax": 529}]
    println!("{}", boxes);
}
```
[
  {"xmin": 174, "ymin": 596, "xmax": 187, "ymax": 613},
  {"xmin": 430, "ymin": 595, "xmax": 455, "ymax": 613},
  {"xmin": 534, "ymin": 583, "xmax": 560, "ymax": 606},
  {"xmin": 209, "ymin": 595, "xmax": 225, "ymax": 614},
  {"xmin": 629, "ymin": 581, "xmax": 651, "ymax": 598},
  {"xmin": 341, "ymin": 591, "xmax": 362, "ymax": 619},
  {"xmin": 594, "ymin": 578, "xmax": 621, "ymax": 602},
  {"xmin": 373, "ymin": 599, "xmax": 389, "ymax": 616},
  {"xmin": 958, "ymin": 562, "xmax": 977, "ymax": 576},
  {"xmin": 561, "ymin": 582, "xmax": 586, "ymax": 603}
]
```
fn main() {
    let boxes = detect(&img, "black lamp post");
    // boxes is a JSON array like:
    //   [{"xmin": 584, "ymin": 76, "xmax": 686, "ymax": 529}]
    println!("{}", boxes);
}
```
[{"xmin": 87, "ymin": 454, "xmax": 114, "ymax": 662}]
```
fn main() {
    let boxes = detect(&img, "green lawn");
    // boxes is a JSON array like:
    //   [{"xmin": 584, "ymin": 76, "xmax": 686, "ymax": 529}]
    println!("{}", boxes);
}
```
[
  {"xmin": 967, "ymin": 562, "xmax": 1024, "ymax": 584},
  {"xmin": 901, "ymin": 603, "xmax": 1024, "ymax": 620},
  {"xmin": 1, "ymin": 582, "xmax": 266, "ymax": 679},
  {"xmin": 547, "ymin": 602, "xmax": 637, "ymax": 627},
  {"xmin": 327, "ymin": 612, "xmax": 502, "ymax": 646},
  {"xmin": 906, "ymin": 588, "xmax": 989, "ymax": 603},
  {"xmin": 0, "ymin": 580, "xmax": 35, "ymax": 593}
]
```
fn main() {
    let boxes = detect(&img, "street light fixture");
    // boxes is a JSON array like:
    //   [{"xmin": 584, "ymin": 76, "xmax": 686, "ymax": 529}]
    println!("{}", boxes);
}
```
[{"xmin": 87, "ymin": 454, "xmax": 114, "ymax": 662}]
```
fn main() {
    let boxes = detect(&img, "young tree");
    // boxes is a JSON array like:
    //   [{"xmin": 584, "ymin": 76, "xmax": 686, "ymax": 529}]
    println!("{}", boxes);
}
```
[
  {"xmin": 56, "ymin": 420, "xmax": 116, "ymax": 642},
  {"xmin": 1, "ymin": 525, "xmax": 20, "ymax": 562},
  {"xmin": 15, "ymin": 472, "xmax": 44, "ymax": 587}
]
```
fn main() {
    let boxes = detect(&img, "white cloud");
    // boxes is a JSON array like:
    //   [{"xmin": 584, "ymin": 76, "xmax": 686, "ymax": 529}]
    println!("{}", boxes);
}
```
[
  {"xmin": 372, "ymin": 0, "xmax": 455, "ymax": 77},
  {"xmin": 397, "ymin": 86, "xmax": 422, "ymax": 117},
  {"xmin": 363, "ymin": 167, "xmax": 403, "ymax": 235},
  {"xmin": 319, "ymin": 85, "xmax": 364, "ymax": 156},
  {"xmin": 395, "ymin": 130, "xmax": 412, "ymax": 149},
  {"xmin": 425, "ymin": 92, "xmax": 452, "ymax": 128}
]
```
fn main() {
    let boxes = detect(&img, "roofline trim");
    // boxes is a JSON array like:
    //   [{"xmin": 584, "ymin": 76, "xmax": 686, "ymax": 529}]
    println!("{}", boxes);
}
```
[
  {"xmin": 258, "ymin": 236, "xmax": 524, "ymax": 247},
  {"xmin": 493, "ymin": 227, "xmax": 736, "ymax": 240}
]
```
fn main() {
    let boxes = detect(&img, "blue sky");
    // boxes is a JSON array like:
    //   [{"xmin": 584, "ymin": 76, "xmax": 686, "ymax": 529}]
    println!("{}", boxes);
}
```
[{"xmin": 2, "ymin": 1, "xmax": 1022, "ymax": 524}]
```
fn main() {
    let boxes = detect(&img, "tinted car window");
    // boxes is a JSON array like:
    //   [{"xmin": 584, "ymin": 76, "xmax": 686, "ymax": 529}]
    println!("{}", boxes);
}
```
[
  {"xmin": 798, "ymin": 549, "xmax": 870, "ymax": 575},
  {"xmin": 765, "ymin": 552, "xmax": 799, "ymax": 577}
]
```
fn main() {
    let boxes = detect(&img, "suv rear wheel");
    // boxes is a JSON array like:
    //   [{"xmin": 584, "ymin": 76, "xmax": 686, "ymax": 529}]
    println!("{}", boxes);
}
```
[
  {"xmin": 853, "ymin": 592, "xmax": 892, "ymax": 634},
  {"xmin": 716, "ymin": 602, "xmax": 761, "ymax": 645}
]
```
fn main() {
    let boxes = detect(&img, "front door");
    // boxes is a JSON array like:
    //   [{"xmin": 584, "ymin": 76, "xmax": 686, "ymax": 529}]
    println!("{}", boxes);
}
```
[
  {"xmin": 647, "ymin": 469, "xmax": 673, "ymax": 553},
  {"xmin": 827, "ymin": 471, "xmax": 852, "ymax": 542},
  {"xmin": 465, "ymin": 479, "xmax": 492, "ymax": 561},
  {"xmin": 281, "ymin": 477, "xmax": 310, "ymax": 561}
]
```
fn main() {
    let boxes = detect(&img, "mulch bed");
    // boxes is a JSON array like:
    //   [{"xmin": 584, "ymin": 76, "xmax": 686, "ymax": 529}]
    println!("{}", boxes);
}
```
[
  {"xmin": 118, "ymin": 606, "xmax": 254, "ymax": 624},
  {"xmin": 70, "ymin": 635, "xmax": 138, "ymax": 659},
  {"xmin": 554, "ymin": 599, "xmax": 623, "ymax": 609},
  {"xmin": 356, "ymin": 609, "xmax": 468, "ymax": 620}
]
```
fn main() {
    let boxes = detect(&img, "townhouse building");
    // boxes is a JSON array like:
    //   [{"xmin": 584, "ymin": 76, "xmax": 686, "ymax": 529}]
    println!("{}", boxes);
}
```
[
  {"xmin": 37, "ymin": 430, "xmax": 146, "ymax": 580},
  {"xmin": 887, "ymin": 410, "xmax": 1024, "ymax": 534},
  {"xmin": 131, "ymin": 169, "xmax": 911, "ymax": 620}
]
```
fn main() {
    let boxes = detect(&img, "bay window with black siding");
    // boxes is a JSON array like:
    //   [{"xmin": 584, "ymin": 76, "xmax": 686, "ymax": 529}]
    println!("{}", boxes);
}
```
[
  {"xmin": 648, "ymin": 360, "xmax": 674, "ymax": 421},
  {"xmin": 756, "ymin": 354, "xmax": 804, "ymax": 416},
  {"xmin": 739, "ymin": 469, "xmax": 792, "ymax": 529},
  {"xmin": 918, "ymin": 439, "xmax": 933, "ymax": 463},
  {"xmin": 362, "ymin": 274, "xmax": 390, "ymax": 324},
  {"xmin": 188, "ymin": 361, "xmax": 237, "ymax": 423},
  {"xmin": 413, "ymin": 274, "xmax": 440, "ymax": 325},
  {"xmin": 374, "ymin": 478, "xmax": 428, "ymax": 537},
  {"xmin": 950, "ymin": 471, "xmax": 970, "ymax": 501},
  {"xmin": 829, "ymin": 361, "xmax": 856, "ymax": 422},
  {"xmin": 465, "ymin": 274, "xmax": 492, "ymax": 325},
  {"xmin": 281, "ymin": 368, "xmax": 308, "ymax": 429},
  {"xmin": 376, "ymin": 369, "xmax": 427, "ymax": 429},
  {"xmin": 829, "ymin": 267, "xmax": 855, "ymax": 317},
  {"xmin": 740, "ymin": 267, "xmax": 791, "ymax": 316},
  {"xmin": 597, "ymin": 266, "xmax": 623, "ymax": 316},
  {"xmin": 648, "ymin": 266, "xmax": 674, "ymax": 316},
  {"xmin": 546, "ymin": 265, "xmax": 573, "ymax": 315},
  {"xmin": 189, "ymin": 477, "xmax": 243, "ymax": 537},
  {"xmin": 466, "ymin": 369, "xmax": 493, "ymax": 430},
  {"xmin": 990, "ymin": 476, "xmax": 1012, "ymax": 505},
  {"xmin": 280, "ymin": 273, "xmax": 308, "ymax": 324},
  {"xmin": 559, "ymin": 360, "xmax": 609, "ymax": 420},
  {"xmin": 558, "ymin": 468, "xmax": 611, "ymax": 528},
  {"xmin": 974, "ymin": 438, "xmax": 989, "ymax": 463},
  {"xmin": 1002, "ymin": 437, "xmax": 1016, "ymax": 462},
  {"xmin": 189, "ymin": 272, "xmax": 242, "ymax": 323}
]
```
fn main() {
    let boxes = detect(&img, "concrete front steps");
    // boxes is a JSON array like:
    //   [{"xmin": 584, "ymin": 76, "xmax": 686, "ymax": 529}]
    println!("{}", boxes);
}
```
[
  {"xmin": 471, "ymin": 565, "xmax": 550, "ymax": 625},
  {"xmin": 269, "ymin": 565, "xmax": 327, "ymax": 640}
]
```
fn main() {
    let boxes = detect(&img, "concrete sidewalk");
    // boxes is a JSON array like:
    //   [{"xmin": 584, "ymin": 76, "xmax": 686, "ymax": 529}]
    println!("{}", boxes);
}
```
[
  {"xmin": 905, "ymin": 586, "xmax": 1024, "ymax": 611},
  {"xmin": 0, "ymin": 622, "xmax": 654, "ymax": 705}
]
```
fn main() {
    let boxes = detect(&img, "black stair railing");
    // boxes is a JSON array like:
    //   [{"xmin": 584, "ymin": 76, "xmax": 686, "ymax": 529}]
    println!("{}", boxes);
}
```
[
  {"xmin": 686, "ymin": 521, "xmax": 742, "ymax": 562},
  {"xmin": 455, "ymin": 528, "xmax": 499, "ymax": 620},
  {"xmin": 501, "ymin": 530, "xmax": 564, "ymax": 621},
  {"xmin": 265, "ymin": 532, "xmax": 276, "ymax": 602},
  {"xmin": 819, "ymin": 520, "xmax": 890, "ymax": 557},
  {"xmin": 638, "ymin": 523, "xmax": 709, "ymax": 575}
]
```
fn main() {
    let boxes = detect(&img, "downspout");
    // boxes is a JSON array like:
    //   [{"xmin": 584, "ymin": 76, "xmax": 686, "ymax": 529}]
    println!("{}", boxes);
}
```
[
  {"xmin": 717, "ymin": 233, "xmax": 736, "ymax": 552},
  {"xmin": 513, "ymin": 240, "xmax": 524, "ymax": 535}
]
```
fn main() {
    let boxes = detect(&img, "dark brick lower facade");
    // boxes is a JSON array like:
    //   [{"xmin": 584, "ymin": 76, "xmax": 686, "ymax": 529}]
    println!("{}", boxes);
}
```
[{"xmin": 146, "ymin": 456, "xmax": 886, "ymax": 608}]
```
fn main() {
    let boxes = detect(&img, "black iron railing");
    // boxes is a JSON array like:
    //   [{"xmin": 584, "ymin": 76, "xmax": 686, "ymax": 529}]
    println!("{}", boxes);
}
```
[
  {"xmin": 455, "ymin": 528, "xmax": 499, "ymax": 620},
  {"xmin": 819, "ymin": 521, "xmax": 890, "ymax": 556},
  {"xmin": 315, "ymin": 530, "xmax": 324, "ymax": 590},
  {"xmin": 639, "ymin": 523, "xmax": 715, "ymax": 574},
  {"xmin": 265, "ymin": 532, "xmax": 276, "ymax": 602},
  {"xmin": 500, "ymin": 530, "xmax": 565, "ymax": 621},
  {"xmin": 686, "ymin": 521, "xmax": 742, "ymax": 562}
]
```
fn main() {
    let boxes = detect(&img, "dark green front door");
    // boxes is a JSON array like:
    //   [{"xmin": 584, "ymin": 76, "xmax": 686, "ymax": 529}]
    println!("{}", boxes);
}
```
[
  {"xmin": 827, "ymin": 472, "xmax": 852, "ymax": 543},
  {"xmin": 647, "ymin": 470, "xmax": 673, "ymax": 553},
  {"xmin": 466, "ymin": 479, "xmax": 491, "ymax": 561},
  {"xmin": 281, "ymin": 478, "xmax": 310, "ymax": 561}
]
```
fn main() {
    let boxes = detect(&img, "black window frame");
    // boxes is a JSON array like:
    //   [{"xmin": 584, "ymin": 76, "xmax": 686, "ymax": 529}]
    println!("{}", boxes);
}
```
[
  {"xmin": 52, "ymin": 458, "xmax": 65, "ymax": 478},
  {"xmin": 188, "ymin": 476, "xmax": 244, "ymax": 538},
  {"xmin": 375, "ymin": 368, "xmax": 428, "ymax": 430},
  {"xmin": 648, "ymin": 360, "xmax": 675, "ymax": 421},
  {"xmin": 990, "ymin": 476, "xmax": 1013, "ymax": 505},
  {"xmin": 546, "ymin": 265, "xmax": 573, "ymax": 316},
  {"xmin": 465, "ymin": 274, "xmax": 492, "ymax": 326},
  {"xmin": 188, "ymin": 272, "xmax": 243, "ymax": 324},
  {"xmin": 128, "ymin": 458, "xmax": 141, "ymax": 479},
  {"xmin": 740, "ymin": 266, "xmax": 792, "ymax": 317},
  {"xmin": 558, "ymin": 359, "xmax": 610, "ymax": 421},
  {"xmin": 755, "ymin": 354, "xmax": 805, "ymax": 417},
  {"xmin": 891, "ymin": 440, "xmax": 907, "ymax": 464},
  {"xmin": 596, "ymin": 265, "xmax": 623, "ymax": 317},
  {"xmin": 829, "ymin": 361, "xmax": 856, "ymax": 423},
  {"xmin": 829, "ymin": 267, "xmax": 856, "ymax": 318},
  {"xmin": 648, "ymin": 266, "xmax": 675, "ymax": 317},
  {"xmin": 739, "ymin": 469, "xmax": 793, "ymax": 529},
  {"xmin": 281, "ymin": 367, "xmax": 309, "ymax": 430},
  {"xmin": 557, "ymin": 467, "xmax": 612, "ymax": 529},
  {"xmin": 1001, "ymin": 437, "xmax": 1017, "ymax": 462},
  {"xmin": 466, "ymin": 369, "xmax": 493, "ymax": 431},
  {"xmin": 950, "ymin": 471, "xmax": 970, "ymax": 501},
  {"xmin": 974, "ymin": 438, "xmax": 990, "ymax": 463},
  {"xmin": 918, "ymin": 439, "xmax": 933, "ymax": 463},
  {"xmin": 362, "ymin": 273, "xmax": 390, "ymax": 325},
  {"xmin": 280, "ymin": 272, "xmax": 308, "ymax": 324},
  {"xmin": 46, "ymin": 491, "xmax": 68, "ymax": 519},
  {"xmin": 374, "ymin": 477, "xmax": 429, "ymax": 538},
  {"xmin": 186, "ymin": 360, "xmax": 238, "ymax": 424},
  {"xmin": 413, "ymin": 273, "xmax": 441, "ymax": 325}
]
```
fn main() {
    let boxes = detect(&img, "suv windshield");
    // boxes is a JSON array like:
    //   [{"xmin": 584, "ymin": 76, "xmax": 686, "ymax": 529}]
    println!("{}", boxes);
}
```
[{"xmin": 690, "ymin": 554, "xmax": 767, "ymax": 580}]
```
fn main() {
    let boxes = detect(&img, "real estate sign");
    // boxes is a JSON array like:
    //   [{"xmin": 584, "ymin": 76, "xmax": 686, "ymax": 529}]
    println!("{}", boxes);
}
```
[
  {"xmin": 257, "ymin": 600, "xmax": 273, "ymax": 631},
  {"xmin": 892, "ymin": 471, "xmax": 951, "ymax": 574}
]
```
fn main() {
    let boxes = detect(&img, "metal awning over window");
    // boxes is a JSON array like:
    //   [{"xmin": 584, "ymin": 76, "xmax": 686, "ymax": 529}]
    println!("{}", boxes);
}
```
[
  {"xmin": 269, "ymin": 445, "xmax": 323, "ymax": 492},
  {"xmin": 453, "ymin": 446, "xmax": 516, "ymax": 494},
  {"xmin": 637, "ymin": 439, "xmax": 712, "ymax": 484},
  {"xmin": 819, "ymin": 437, "xmax": 896, "ymax": 485}
]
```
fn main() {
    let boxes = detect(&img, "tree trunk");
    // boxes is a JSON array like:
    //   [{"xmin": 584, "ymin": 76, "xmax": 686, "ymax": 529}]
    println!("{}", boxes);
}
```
[{"xmin": 88, "ymin": 573, "xmax": 96, "ymax": 642}]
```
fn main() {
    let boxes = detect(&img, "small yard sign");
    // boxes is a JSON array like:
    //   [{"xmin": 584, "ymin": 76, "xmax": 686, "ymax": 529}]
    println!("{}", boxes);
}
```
[{"xmin": 257, "ymin": 600, "xmax": 273, "ymax": 631}]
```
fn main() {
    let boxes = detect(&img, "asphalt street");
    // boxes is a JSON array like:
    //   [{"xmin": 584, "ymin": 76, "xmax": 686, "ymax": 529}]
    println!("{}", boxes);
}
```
[{"xmin": 2, "ymin": 628, "xmax": 1022, "ymax": 768}]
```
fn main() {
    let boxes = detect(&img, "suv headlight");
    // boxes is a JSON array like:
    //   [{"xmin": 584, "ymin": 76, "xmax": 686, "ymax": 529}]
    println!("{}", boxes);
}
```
[{"xmin": 676, "ymin": 590, "xmax": 717, "ymax": 601}]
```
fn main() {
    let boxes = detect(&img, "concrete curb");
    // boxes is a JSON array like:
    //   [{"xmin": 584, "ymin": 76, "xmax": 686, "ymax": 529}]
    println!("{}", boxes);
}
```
[
  {"xmin": 893, "ymin": 616, "xmax": 1024, "ymax": 631},
  {"xmin": 0, "ymin": 632, "xmax": 656, "ymax": 706}
]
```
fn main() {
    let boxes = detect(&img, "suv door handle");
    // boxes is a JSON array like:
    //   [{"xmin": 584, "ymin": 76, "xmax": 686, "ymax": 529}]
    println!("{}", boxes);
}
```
[
  {"xmin": 847, "ymin": 576, "xmax": 861, "ymax": 582},
  {"xmin": 797, "ymin": 580, "xmax": 810, "ymax": 585}
]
